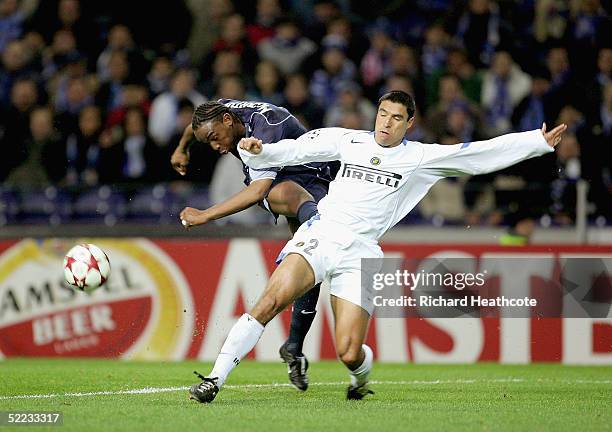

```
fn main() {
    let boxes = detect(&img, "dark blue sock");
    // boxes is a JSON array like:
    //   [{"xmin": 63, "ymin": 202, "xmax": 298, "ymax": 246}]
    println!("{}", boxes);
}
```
[
  {"xmin": 285, "ymin": 283, "xmax": 321, "ymax": 356},
  {"xmin": 297, "ymin": 200, "xmax": 318, "ymax": 225}
]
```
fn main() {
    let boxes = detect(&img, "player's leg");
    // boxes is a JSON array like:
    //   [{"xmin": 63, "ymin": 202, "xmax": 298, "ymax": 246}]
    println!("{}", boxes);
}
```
[
  {"xmin": 330, "ymin": 294, "xmax": 375, "ymax": 400},
  {"xmin": 277, "ymin": 217, "xmax": 320, "ymax": 390},
  {"xmin": 189, "ymin": 253, "xmax": 315, "ymax": 403},
  {"xmin": 268, "ymin": 181, "xmax": 322, "ymax": 390}
]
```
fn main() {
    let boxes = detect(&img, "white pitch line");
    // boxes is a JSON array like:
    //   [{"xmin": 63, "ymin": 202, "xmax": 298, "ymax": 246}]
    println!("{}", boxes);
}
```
[{"xmin": 1, "ymin": 378, "xmax": 610, "ymax": 401}]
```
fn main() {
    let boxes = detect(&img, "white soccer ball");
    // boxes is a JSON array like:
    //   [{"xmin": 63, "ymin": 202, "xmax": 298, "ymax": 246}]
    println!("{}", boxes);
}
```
[{"xmin": 63, "ymin": 243, "xmax": 111, "ymax": 291}]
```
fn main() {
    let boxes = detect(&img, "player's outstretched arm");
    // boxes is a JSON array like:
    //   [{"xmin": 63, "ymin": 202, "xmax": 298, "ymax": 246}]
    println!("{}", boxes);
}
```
[
  {"xmin": 238, "ymin": 128, "xmax": 346, "ymax": 169},
  {"xmin": 420, "ymin": 124, "xmax": 566, "ymax": 177},
  {"xmin": 179, "ymin": 178, "xmax": 274, "ymax": 227},
  {"xmin": 171, "ymin": 124, "xmax": 195, "ymax": 176}
]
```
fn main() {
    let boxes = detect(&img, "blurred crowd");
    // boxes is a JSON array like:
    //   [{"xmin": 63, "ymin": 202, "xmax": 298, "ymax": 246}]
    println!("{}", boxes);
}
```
[{"xmin": 0, "ymin": 0, "xmax": 610, "ymax": 228}]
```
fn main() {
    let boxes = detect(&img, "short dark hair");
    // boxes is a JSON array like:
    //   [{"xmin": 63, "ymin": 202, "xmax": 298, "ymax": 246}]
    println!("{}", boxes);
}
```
[
  {"xmin": 377, "ymin": 90, "xmax": 416, "ymax": 119},
  {"xmin": 192, "ymin": 101, "xmax": 231, "ymax": 130}
]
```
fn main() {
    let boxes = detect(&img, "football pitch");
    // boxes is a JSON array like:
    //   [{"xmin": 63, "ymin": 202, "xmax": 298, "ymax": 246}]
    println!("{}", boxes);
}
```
[{"xmin": 0, "ymin": 359, "xmax": 610, "ymax": 432}]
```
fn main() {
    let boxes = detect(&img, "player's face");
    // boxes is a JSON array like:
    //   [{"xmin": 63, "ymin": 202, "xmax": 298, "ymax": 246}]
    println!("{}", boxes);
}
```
[
  {"xmin": 194, "ymin": 115, "xmax": 237, "ymax": 155},
  {"xmin": 374, "ymin": 100, "xmax": 413, "ymax": 147}
]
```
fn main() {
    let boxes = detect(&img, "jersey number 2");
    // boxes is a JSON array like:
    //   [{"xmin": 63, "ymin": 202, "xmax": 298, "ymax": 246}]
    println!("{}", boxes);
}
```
[{"xmin": 303, "ymin": 239, "xmax": 319, "ymax": 255}]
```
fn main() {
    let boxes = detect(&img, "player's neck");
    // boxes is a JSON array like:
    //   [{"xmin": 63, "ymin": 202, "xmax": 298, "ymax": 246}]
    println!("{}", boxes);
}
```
[
  {"xmin": 235, "ymin": 122, "xmax": 246, "ymax": 138},
  {"xmin": 375, "ymin": 139, "xmax": 403, "ymax": 148}
]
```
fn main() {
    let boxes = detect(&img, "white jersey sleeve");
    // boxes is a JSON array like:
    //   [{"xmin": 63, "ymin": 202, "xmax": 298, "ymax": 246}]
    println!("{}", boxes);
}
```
[
  {"xmin": 419, "ymin": 129, "xmax": 553, "ymax": 177},
  {"xmin": 248, "ymin": 166, "xmax": 279, "ymax": 182},
  {"xmin": 238, "ymin": 128, "xmax": 350, "ymax": 169}
]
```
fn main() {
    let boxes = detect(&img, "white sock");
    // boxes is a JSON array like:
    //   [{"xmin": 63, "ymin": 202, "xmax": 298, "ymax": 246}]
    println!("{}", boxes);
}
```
[
  {"xmin": 349, "ymin": 344, "xmax": 373, "ymax": 388},
  {"xmin": 209, "ymin": 313, "xmax": 265, "ymax": 387}
]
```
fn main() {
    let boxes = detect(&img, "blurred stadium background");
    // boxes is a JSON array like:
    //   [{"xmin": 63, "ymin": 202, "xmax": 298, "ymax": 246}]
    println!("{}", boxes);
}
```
[{"xmin": 0, "ymin": 0, "xmax": 611, "ymax": 367}]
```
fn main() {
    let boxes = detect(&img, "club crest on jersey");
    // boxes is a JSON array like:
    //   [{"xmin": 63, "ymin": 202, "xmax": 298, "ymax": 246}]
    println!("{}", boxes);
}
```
[
  {"xmin": 341, "ymin": 164, "xmax": 401, "ymax": 188},
  {"xmin": 370, "ymin": 157, "xmax": 381, "ymax": 166}
]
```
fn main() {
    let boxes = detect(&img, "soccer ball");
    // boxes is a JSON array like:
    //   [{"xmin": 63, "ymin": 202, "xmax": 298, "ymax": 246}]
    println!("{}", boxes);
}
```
[{"xmin": 63, "ymin": 243, "xmax": 111, "ymax": 291}]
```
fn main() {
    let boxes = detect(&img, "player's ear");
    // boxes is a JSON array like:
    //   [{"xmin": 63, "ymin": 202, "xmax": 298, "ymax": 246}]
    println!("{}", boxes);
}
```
[
  {"xmin": 406, "ymin": 116, "xmax": 415, "ymax": 129},
  {"xmin": 223, "ymin": 113, "xmax": 233, "ymax": 127}
]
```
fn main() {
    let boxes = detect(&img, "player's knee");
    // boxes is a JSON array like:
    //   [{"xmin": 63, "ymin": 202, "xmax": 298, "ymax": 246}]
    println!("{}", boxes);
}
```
[
  {"xmin": 251, "ymin": 294, "xmax": 282, "ymax": 324},
  {"xmin": 251, "ymin": 277, "xmax": 289, "ymax": 323},
  {"xmin": 279, "ymin": 182, "xmax": 313, "ymax": 214},
  {"xmin": 337, "ymin": 342, "xmax": 363, "ymax": 368}
]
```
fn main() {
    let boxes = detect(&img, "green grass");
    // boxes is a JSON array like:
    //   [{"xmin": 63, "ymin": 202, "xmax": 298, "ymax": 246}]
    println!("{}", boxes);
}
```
[{"xmin": 0, "ymin": 359, "xmax": 610, "ymax": 432}]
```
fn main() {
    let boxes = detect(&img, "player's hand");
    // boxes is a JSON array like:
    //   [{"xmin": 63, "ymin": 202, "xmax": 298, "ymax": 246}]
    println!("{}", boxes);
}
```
[
  {"xmin": 179, "ymin": 207, "xmax": 209, "ymax": 228},
  {"xmin": 239, "ymin": 137, "xmax": 263, "ymax": 154},
  {"xmin": 541, "ymin": 122, "xmax": 567, "ymax": 148},
  {"xmin": 171, "ymin": 149, "xmax": 190, "ymax": 176}
]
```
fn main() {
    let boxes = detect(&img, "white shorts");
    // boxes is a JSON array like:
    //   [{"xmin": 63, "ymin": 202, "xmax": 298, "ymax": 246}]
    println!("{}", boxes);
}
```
[{"xmin": 276, "ymin": 216, "xmax": 383, "ymax": 315}]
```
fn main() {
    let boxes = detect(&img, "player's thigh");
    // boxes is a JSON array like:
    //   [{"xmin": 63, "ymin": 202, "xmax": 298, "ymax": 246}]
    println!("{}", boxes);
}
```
[
  {"xmin": 331, "ymin": 294, "xmax": 370, "ymax": 365},
  {"xmin": 267, "ymin": 180, "xmax": 314, "ymax": 216},
  {"xmin": 251, "ymin": 253, "xmax": 316, "ymax": 324}
]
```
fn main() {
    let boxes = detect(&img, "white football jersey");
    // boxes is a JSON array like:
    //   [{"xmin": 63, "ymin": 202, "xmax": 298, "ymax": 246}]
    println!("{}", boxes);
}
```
[{"xmin": 239, "ymin": 128, "xmax": 554, "ymax": 241}]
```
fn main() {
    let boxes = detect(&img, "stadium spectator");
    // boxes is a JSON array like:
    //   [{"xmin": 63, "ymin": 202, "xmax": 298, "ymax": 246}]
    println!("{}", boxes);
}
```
[
  {"xmin": 148, "ymin": 68, "xmax": 205, "ymax": 147},
  {"xmin": 4, "ymin": 106, "xmax": 64, "ymax": 187},
  {"xmin": 99, "ymin": 107, "xmax": 159, "ymax": 183},
  {"xmin": 0, "ymin": 78, "xmax": 39, "ymax": 180},
  {"xmin": 323, "ymin": 16, "xmax": 368, "ymax": 69},
  {"xmin": 215, "ymin": 74, "xmax": 248, "ymax": 101},
  {"xmin": 360, "ymin": 22, "xmax": 395, "ymax": 88},
  {"xmin": 257, "ymin": 17, "xmax": 318, "ymax": 76},
  {"xmin": 534, "ymin": 0, "xmax": 572, "ymax": 44},
  {"xmin": 0, "ymin": 0, "xmax": 25, "ymax": 52},
  {"xmin": 426, "ymin": 74, "xmax": 483, "ymax": 138},
  {"xmin": 337, "ymin": 107, "xmax": 365, "ymax": 129},
  {"xmin": 323, "ymin": 81, "xmax": 376, "ymax": 127},
  {"xmin": 427, "ymin": 47, "xmax": 482, "ymax": 109},
  {"xmin": 30, "ymin": 0, "xmax": 98, "ymax": 54},
  {"xmin": 202, "ymin": 13, "xmax": 259, "ymax": 78},
  {"xmin": 282, "ymin": 73, "xmax": 324, "ymax": 129},
  {"xmin": 0, "ymin": 39, "xmax": 31, "ymax": 107},
  {"xmin": 199, "ymin": 50, "xmax": 244, "ymax": 98},
  {"xmin": 421, "ymin": 23, "xmax": 450, "ymax": 78},
  {"xmin": 309, "ymin": 43, "xmax": 356, "ymax": 108},
  {"xmin": 185, "ymin": 0, "xmax": 234, "ymax": 65},
  {"xmin": 95, "ymin": 50, "xmax": 131, "ymax": 113},
  {"xmin": 453, "ymin": 0, "xmax": 510, "ymax": 67},
  {"xmin": 481, "ymin": 51, "xmax": 532, "ymax": 135},
  {"xmin": 302, "ymin": 0, "xmax": 342, "ymax": 44},
  {"xmin": 96, "ymin": 25, "xmax": 138, "ymax": 83},
  {"xmin": 390, "ymin": 44, "xmax": 420, "ymax": 81},
  {"xmin": 577, "ymin": 81, "xmax": 612, "ymax": 219},
  {"xmin": 53, "ymin": 75, "xmax": 93, "ymax": 135},
  {"xmin": 104, "ymin": 79, "xmax": 151, "ymax": 131},
  {"xmin": 512, "ymin": 70, "xmax": 555, "ymax": 132},
  {"xmin": 545, "ymin": 46, "xmax": 577, "ymax": 121},
  {"xmin": 387, "ymin": 44, "xmax": 425, "ymax": 108},
  {"xmin": 40, "ymin": 29, "xmax": 77, "ymax": 81},
  {"xmin": 146, "ymin": 56, "xmax": 174, "ymax": 98},
  {"xmin": 249, "ymin": 60, "xmax": 284, "ymax": 106},
  {"xmin": 550, "ymin": 132, "xmax": 581, "ymax": 224},
  {"xmin": 246, "ymin": 0, "xmax": 283, "ymax": 47},
  {"xmin": 567, "ymin": 0, "xmax": 611, "ymax": 65}
]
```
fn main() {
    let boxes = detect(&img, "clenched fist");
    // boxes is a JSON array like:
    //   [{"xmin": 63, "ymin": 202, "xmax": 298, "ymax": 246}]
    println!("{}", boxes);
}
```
[
  {"xmin": 171, "ymin": 150, "xmax": 190, "ymax": 176},
  {"xmin": 239, "ymin": 137, "xmax": 263, "ymax": 154},
  {"xmin": 179, "ymin": 207, "xmax": 209, "ymax": 228}
]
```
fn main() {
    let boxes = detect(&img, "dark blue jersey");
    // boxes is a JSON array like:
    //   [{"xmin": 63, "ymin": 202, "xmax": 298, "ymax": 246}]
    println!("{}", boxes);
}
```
[{"xmin": 219, "ymin": 99, "xmax": 332, "ymax": 185}]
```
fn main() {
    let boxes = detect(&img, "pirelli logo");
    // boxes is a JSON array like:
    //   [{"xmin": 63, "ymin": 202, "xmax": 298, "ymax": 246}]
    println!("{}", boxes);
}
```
[{"xmin": 341, "ymin": 164, "xmax": 402, "ymax": 188}]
